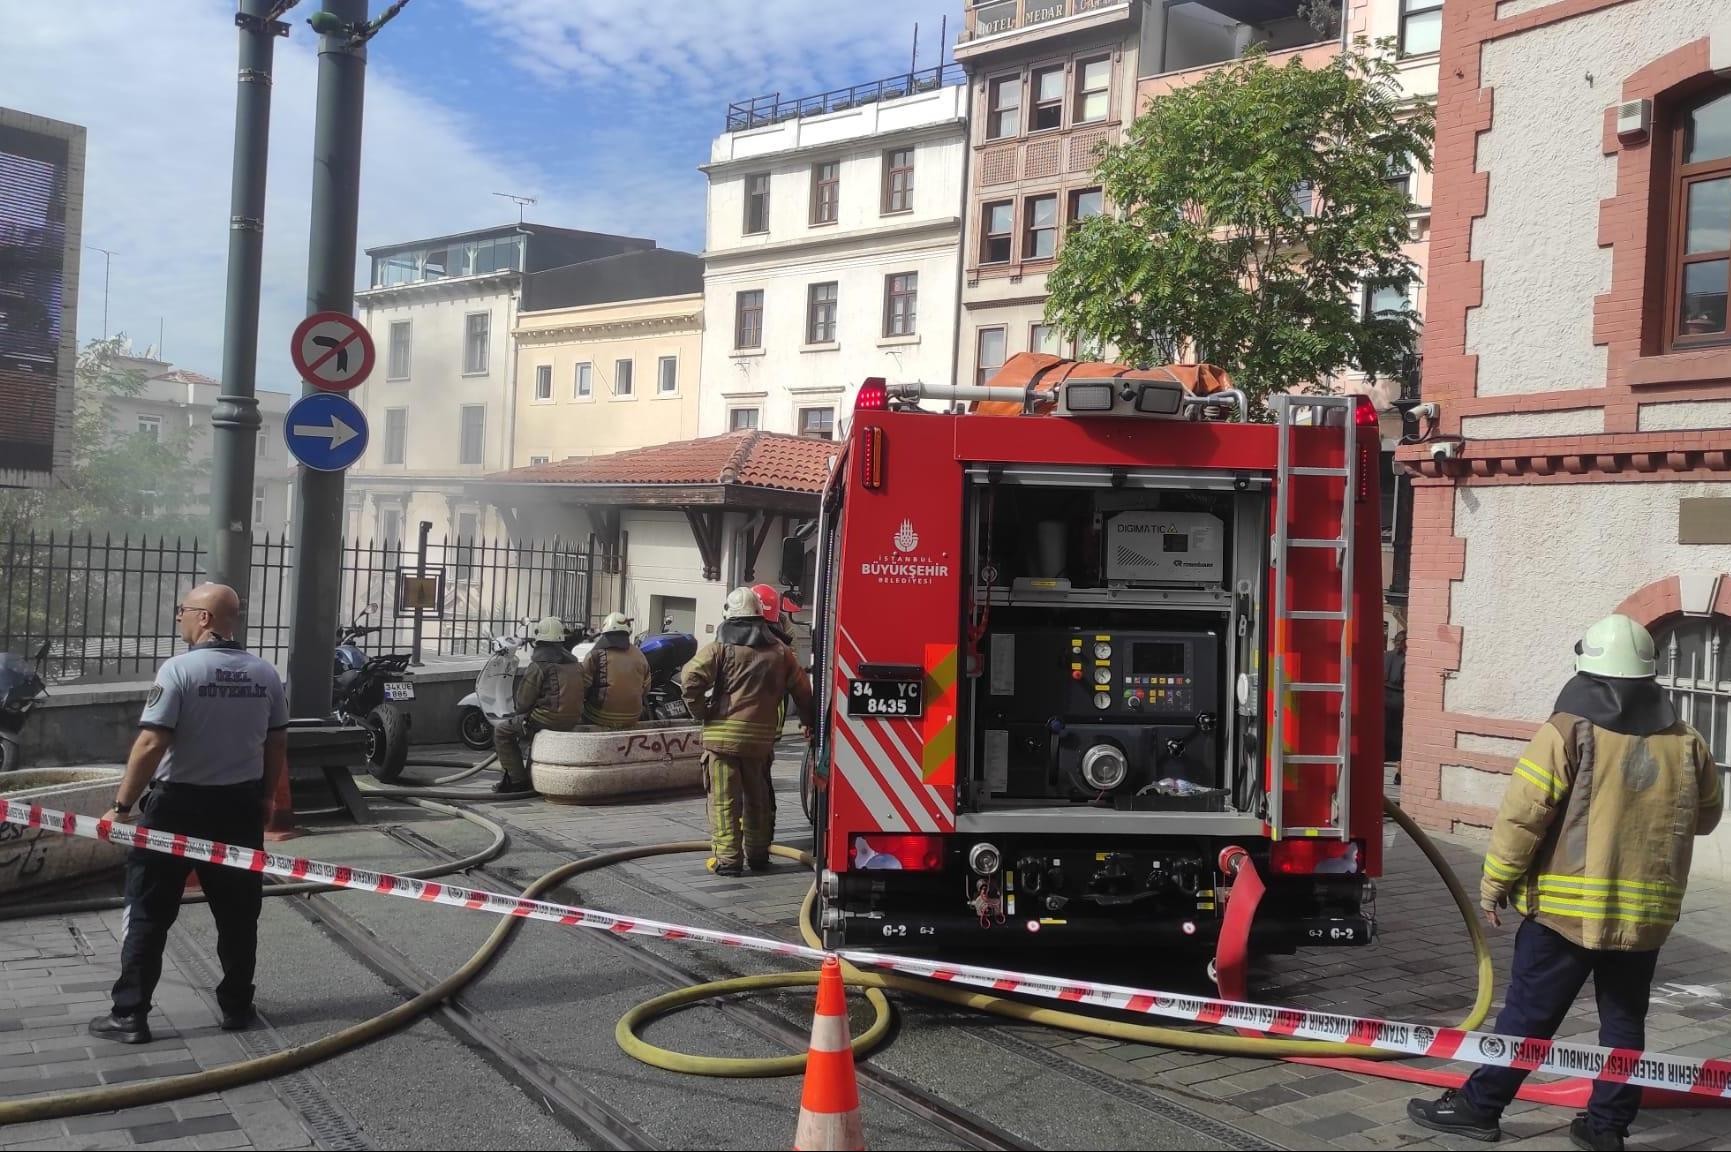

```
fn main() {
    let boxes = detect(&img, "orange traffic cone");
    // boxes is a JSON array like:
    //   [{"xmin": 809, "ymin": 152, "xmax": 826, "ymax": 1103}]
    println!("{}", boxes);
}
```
[{"xmin": 793, "ymin": 956, "xmax": 864, "ymax": 1151}]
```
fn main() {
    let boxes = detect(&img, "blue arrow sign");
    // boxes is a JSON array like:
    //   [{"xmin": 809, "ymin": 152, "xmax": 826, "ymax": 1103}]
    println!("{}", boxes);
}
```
[{"xmin": 284, "ymin": 392, "xmax": 368, "ymax": 472}]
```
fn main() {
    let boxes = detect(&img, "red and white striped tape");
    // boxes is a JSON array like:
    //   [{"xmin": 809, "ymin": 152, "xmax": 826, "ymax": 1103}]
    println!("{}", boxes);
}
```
[{"xmin": 4, "ymin": 797, "xmax": 1728, "ymax": 1100}]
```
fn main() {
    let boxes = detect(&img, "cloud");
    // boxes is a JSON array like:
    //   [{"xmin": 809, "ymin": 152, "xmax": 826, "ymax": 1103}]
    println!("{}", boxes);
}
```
[
  {"xmin": 0, "ymin": 0, "xmax": 699, "ymax": 381},
  {"xmin": 458, "ymin": 0, "xmax": 960, "ymax": 103}
]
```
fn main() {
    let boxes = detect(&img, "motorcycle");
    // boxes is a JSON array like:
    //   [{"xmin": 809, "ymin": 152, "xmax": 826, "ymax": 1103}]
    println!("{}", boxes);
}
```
[
  {"xmin": 637, "ymin": 631, "xmax": 697, "ymax": 722},
  {"xmin": 457, "ymin": 619, "xmax": 593, "ymax": 750},
  {"xmin": 0, "ymin": 642, "xmax": 50, "ymax": 773},
  {"xmin": 332, "ymin": 605, "xmax": 415, "ymax": 782}
]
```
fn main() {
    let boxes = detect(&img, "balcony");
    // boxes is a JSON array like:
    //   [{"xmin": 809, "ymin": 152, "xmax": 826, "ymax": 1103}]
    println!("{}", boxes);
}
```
[
  {"xmin": 724, "ymin": 64, "xmax": 966, "ymax": 132},
  {"xmin": 1144, "ymin": 1, "xmax": 1342, "ymax": 86},
  {"xmin": 957, "ymin": 0, "xmax": 1135, "ymax": 61}
]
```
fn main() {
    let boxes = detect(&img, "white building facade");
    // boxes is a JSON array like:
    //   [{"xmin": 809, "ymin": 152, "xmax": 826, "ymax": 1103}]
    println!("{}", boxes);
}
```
[
  {"xmin": 348, "ymin": 224, "xmax": 653, "ymax": 549},
  {"xmin": 699, "ymin": 75, "xmax": 969, "ymax": 439}
]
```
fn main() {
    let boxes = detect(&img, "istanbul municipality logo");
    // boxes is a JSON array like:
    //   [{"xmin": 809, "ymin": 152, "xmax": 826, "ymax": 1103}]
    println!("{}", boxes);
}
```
[{"xmin": 862, "ymin": 518, "xmax": 949, "ymax": 586}]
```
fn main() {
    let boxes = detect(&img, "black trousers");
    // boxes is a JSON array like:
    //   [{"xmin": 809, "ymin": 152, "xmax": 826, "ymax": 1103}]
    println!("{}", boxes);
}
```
[
  {"xmin": 1462, "ymin": 917, "xmax": 1659, "ymax": 1135},
  {"xmin": 110, "ymin": 781, "xmax": 265, "ymax": 1019}
]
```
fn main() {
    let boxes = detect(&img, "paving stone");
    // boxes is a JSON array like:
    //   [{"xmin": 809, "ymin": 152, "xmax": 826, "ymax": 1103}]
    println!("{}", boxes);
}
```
[{"xmin": 127, "ymin": 1114, "xmax": 241, "ymax": 1144}]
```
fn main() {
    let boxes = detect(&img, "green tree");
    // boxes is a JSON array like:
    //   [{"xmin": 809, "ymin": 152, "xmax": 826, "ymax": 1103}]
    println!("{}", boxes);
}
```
[
  {"xmin": 0, "ymin": 335, "xmax": 209, "ymax": 541},
  {"xmin": 1044, "ymin": 42, "xmax": 1433, "ymax": 411}
]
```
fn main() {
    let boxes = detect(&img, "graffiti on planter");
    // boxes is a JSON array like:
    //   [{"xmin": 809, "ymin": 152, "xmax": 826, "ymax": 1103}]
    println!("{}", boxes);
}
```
[
  {"xmin": 0, "ymin": 820, "xmax": 50, "ymax": 881},
  {"xmin": 614, "ymin": 730, "xmax": 702, "ymax": 760}
]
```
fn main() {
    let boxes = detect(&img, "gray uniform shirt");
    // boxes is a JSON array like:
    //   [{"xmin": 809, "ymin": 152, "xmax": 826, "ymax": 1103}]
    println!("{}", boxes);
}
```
[{"xmin": 139, "ymin": 642, "xmax": 289, "ymax": 786}]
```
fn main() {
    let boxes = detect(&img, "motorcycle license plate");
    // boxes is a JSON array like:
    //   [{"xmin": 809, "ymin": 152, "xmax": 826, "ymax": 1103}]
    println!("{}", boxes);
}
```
[
  {"xmin": 846, "ymin": 678, "xmax": 922, "ymax": 719},
  {"xmin": 383, "ymin": 682, "xmax": 416, "ymax": 702}
]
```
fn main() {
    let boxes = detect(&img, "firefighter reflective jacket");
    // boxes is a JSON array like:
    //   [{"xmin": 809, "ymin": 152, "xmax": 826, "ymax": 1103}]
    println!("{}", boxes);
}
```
[
  {"xmin": 581, "ymin": 634, "xmax": 650, "ymax": 729},
  {"xmin": 681, "ymin": 619, "xmax": 815, "ymax": 758},
  {"xmin": 1482, "ymin": 687, "xmax": 1722, "ymax": 951},
  {"xmin": 515, "ymin": 643, "xmax": 586, "ymax": 730}
]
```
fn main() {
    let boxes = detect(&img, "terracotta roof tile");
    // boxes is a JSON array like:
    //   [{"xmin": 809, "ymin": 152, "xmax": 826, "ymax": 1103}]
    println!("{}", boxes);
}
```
[{"xmin": 492, "ymin": 430, "xmax": 835, "ymax": 494}]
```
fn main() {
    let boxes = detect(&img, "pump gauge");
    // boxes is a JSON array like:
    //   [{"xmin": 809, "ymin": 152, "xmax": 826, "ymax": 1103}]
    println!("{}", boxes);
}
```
[
  {"xmin": 1093, "ymin": 666, "xmax": 1112, "ymax": 685},
  {"xmin": 1093, "ymin": 692, "xmax": 1111, "ymax": 709},
  {"xmin": 1093, "ymin": 642, "xmax": 1111, "ymax": 659}
]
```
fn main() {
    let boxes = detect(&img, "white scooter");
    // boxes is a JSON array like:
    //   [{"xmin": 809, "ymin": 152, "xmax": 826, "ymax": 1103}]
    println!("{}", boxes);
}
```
[{"xmin": 455, "ymin": 620, "xmax": 594, "ymax": 750}]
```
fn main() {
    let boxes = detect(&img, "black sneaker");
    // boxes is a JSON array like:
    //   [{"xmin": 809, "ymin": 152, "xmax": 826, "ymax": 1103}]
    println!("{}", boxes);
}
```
[
  {"xmin": 1569, "ymin": 1117, "xmax": 1624, "ymax": 1152},
  {"xmin": 220, "ymin": 1005, "xmax": 258, "ymax": 1032},
  {"xmin": 88, "ymin": 1012, "xmax": 151, "ymax": 1045},
  {"xmin": 1407, "ymin": 1091, "xmax": 1502, "ymax": 1142}
]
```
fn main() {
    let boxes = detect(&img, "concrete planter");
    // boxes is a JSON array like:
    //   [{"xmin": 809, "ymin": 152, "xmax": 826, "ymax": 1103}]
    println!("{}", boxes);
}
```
[
  {"xmin": 1, "ymin": 767, "xmax": 126, "ymax": 895},
  {"xmin": 531, "ymin": 722, "xmax": 704, "ymax": 804}
]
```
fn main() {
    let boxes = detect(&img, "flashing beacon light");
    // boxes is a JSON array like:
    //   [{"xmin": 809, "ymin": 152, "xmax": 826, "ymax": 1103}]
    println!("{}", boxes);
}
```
[
  {"xmin": 1353, "ymin": 394, "xmax": 1379, "ymax": 427},
  {"xmin": 855, "ymin": 377, "xmax": 889, "ymax": 412}
]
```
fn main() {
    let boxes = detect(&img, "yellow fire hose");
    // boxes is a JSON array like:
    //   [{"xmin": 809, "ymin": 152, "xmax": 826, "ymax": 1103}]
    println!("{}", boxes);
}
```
[{"xmin": 0, "ymin": 796, "xmax": 1490, "ymax": 1122}]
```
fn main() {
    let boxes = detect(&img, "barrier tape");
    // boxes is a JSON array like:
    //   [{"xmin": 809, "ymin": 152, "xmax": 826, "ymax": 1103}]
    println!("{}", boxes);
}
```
[{"xmin": 5, "ymin": 797, "xmax": 1728, "ymax": 1100}]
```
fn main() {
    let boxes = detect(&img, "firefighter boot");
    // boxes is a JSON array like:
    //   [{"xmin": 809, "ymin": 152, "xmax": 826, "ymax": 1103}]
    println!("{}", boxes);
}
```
[
  {"xmin": 492, "ymin": 722, "xmax": 533, "ymax": 793},
  {"xmin": 704, "ymin": 751, "xmax": 745, "ymax": 876},
  {"xmin": 1406, "ymin": 1091, "xmax": 1501, "ymax": 1142}
]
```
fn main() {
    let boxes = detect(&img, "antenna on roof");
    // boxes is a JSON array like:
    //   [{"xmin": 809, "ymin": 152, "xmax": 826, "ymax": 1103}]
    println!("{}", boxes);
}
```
[{"xmin": 492, "ymin": 191, "xmax": 538, "ymax": 230}]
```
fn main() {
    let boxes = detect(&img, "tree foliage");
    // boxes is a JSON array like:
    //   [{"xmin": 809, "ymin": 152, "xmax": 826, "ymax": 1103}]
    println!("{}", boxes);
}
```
[
  {"xmin": 0, "ymin": 335, "xmax": 209, "ymax": 541},
  {"xmin": 1044, "ymin": 41, "xmax": 1434, "ymax": 410}
]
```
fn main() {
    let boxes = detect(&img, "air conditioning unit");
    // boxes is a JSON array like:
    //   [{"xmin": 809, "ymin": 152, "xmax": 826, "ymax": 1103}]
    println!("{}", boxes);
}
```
[{"xmin": 1616, "ymin": 99, "xmax": 1652, "ymax": 143}]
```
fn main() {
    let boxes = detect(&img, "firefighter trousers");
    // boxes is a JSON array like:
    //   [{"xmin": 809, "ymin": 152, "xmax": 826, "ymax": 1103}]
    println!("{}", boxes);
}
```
[
  {"xmin": 111, "ymin": 782, "xmax": 264, "ymax": 1020},
  {"xmin": 492, "ymin": 717, "xmax": 543, "ymax": 788},
  {"xmin": 703, "ymin": 750, "xmax": 775, "ymax": 869}
]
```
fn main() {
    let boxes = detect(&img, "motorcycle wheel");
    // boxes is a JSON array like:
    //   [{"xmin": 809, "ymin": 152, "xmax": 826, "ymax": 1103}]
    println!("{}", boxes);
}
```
[
  {"xmin": 0, "ymin": 737, "xmax": 20, "ymax": 773},
  {"xmin": 367, "ymin": 703, "xmax": 410, "ymax": 782},
  {"xmin": 458, "ymin": 706, "xmax": 494, "ymax": 752}
]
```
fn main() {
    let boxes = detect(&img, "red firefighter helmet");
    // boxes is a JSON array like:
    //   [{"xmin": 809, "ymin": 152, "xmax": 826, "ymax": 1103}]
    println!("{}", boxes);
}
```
[{"xmin": 751, "ymin": 583, "xmax": 799, "ymax": 625}]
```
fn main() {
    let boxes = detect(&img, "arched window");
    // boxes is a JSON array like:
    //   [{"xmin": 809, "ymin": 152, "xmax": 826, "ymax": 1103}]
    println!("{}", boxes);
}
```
[
  {"xmin": 1654, "ymin": 615, "xmax": 1731, "ymax": 762},
  {"xmin": 1668, "ymin": 88, "xmax": 1731, "ymax": 350}
]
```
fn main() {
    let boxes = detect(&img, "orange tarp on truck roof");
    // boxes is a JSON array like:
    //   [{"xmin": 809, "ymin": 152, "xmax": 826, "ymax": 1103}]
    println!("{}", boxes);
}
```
[{"xmin": 970, "ymin": 352, "xmax": 1234, "ymax": 417}]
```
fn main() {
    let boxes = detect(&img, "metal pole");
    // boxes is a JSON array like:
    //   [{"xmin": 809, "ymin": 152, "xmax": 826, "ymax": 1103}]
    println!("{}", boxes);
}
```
[
  {"xmin": 285, "ymin": 0, "xmax": 367, "ymax": 718},
  {"xmin": 410, "ymin": 519, "xmax": 429, "ymax": 666},
  {"xmin": 208, "ymin": 0, "xmax": 285, "ymax": 645}
]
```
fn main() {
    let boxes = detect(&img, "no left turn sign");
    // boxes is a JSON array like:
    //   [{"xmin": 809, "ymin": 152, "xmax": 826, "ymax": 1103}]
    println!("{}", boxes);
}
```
[{"xmin": 291, "ymin": 310, "xmax": 376, "ymax": 392}]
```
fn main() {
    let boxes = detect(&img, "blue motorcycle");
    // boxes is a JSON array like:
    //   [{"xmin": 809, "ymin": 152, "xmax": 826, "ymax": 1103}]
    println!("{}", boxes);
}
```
[{"xmin": 332, "ymin": 605, "xmax": 414, "ymax": 781}]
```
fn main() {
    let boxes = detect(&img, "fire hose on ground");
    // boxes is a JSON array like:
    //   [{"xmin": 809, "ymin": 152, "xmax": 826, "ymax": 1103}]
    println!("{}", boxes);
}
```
[{"xmin": 0, "ymin": 769, "xmax": 1712, "ymax": 1126}]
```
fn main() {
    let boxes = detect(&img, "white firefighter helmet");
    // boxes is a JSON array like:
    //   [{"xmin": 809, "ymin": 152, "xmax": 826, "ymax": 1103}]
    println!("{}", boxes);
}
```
[
  {"xmin": 531, "ymin": 615, "xmax": 567, "ymax": 643},
  {"xmin": 1574, "ymin": 614, "xmax": 1657, "ymax": 679},
  {"xmin": 723, "ymin": 586, "xmax": 764, "ymax": 620},
  {"xmin": 600, "ymin": 611, "xmax": 632, "ymax": 634}
]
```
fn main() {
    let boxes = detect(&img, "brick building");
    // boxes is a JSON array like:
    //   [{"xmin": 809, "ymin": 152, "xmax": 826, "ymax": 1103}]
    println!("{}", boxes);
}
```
[{"xmin": 1400, "ymin": 0, "xmax": 1731, "ymax": 878}]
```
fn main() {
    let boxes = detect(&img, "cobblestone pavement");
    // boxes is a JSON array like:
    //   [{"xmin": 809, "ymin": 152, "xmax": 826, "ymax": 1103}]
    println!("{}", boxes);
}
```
[
  {"xmin": 0, "ymin": 911, "xmax": 330, "ymax": 1150},
  {"xmin": 3, "ymin": 749, "xmax": 1727, "ymax": 1149}
]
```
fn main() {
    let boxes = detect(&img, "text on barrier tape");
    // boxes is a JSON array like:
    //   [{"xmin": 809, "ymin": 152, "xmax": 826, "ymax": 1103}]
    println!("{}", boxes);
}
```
[{"xmin": 4, "ymin": 797, "xmax": 1728, "ymax": 1100}]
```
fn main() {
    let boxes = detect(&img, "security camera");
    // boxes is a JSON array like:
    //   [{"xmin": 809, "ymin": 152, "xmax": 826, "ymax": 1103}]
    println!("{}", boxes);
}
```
[{"xmin": 1429, "ymin": 441, "xmax": 1460, "ymax": 462}]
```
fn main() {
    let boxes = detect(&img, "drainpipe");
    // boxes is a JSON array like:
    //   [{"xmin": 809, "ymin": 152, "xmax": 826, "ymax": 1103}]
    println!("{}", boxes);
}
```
[
  {"xmin": 949, "ymin": 99, "xmax": 971, "ymax": 391},
  {"xmin": 501, "ymin": 279, "xmax": 520, "ymax": 526}
]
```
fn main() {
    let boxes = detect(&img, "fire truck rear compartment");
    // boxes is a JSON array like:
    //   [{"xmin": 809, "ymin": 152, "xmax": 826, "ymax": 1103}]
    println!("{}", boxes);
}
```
[{"xmin": 963, "ymin": 475, "xmax": 1267, "ymax": 823}]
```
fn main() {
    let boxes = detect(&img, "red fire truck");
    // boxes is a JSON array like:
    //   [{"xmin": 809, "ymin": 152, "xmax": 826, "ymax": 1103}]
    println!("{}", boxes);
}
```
[{"xmin": 792, "ymin": 354, "xmax": 1386, "ymax": 967}]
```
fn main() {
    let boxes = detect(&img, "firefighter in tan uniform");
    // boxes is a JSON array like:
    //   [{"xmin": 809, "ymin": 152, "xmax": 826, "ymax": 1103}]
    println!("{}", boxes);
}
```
[
  {"xmin": 1410, "ymin": 615, "xmax": 1722, "ymax": 1152},
  {"xmin": 493, "ymin": 617, "xmax": 586, "ymax": 794},
  {"xmin": 581, "ymin": 612, "xmax": 650, "ymax": 730},
  {"xmin": 682, "ymin": 587, "xmax": 815, "ymax": 876}
]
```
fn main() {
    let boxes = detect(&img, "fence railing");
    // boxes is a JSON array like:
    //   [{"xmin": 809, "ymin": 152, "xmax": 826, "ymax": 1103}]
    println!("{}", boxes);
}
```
[
  {"xmin": 725, "ymin": 63, "xmax": 965, "ymax": 131},
  {"xmin": 0, "ymin": 529, "xmax": 613, "ymax": 683}
]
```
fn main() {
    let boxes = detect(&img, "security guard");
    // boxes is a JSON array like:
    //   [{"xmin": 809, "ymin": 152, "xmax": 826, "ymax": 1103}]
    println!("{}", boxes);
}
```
[
  {"xmin": 493, "ymin": 616, "xmax": 585, "ymax": 793},
  {"xmin": 682, "ymin": 587, "xmax": 814, "ymax": 876},
  {"xmin": 1409, "ymin": 614, "xmax": 1722, "ymax": 1151},
  {"xmin": 90, "ymin": 583, "xmax": 288, "ymax": 1045},
  {"xmin": 581, "ymin": 612, "xmax": 650, "ymax": 729}
]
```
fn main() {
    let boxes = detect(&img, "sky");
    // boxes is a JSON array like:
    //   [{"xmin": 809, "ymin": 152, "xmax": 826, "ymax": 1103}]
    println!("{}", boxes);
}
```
[{"xmin": 0, "ymin": 0, "xmax": 959, "ymax": 387}]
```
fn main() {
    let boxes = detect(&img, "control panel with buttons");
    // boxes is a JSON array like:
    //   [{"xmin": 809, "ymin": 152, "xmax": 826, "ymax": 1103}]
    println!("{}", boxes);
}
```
[{"xmin": 1063, "ymin": 630, "xmax": 1214, "ymax": 717}]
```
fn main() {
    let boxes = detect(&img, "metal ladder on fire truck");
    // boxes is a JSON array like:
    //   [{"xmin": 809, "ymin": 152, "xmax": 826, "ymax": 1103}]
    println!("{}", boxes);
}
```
[{"xmin": 1268, "ymin": 394, "xmax": 1359, "ymax": 841}]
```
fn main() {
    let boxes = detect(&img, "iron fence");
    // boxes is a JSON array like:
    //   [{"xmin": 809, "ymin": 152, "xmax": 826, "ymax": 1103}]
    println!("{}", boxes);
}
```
[
  {"xmin": 725, "ymin": 63, "xmax": 965, "ymax": 131},
  {"xmin": 0, "ymin": 528, "xmax": 610, "ymax": 683}
]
